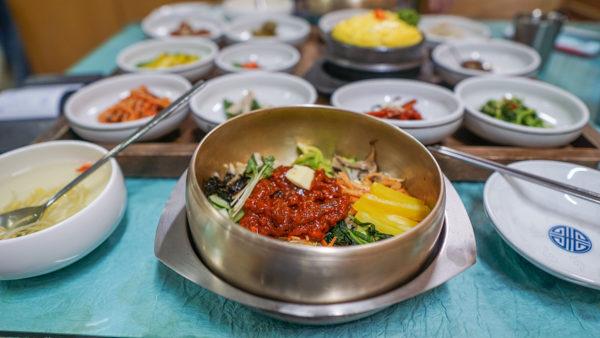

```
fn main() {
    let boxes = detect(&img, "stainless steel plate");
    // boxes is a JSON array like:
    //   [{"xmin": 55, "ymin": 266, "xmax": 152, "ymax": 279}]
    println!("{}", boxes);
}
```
[{"xmin": 154, "ymin": 173, "xmax": 476, "ymax": 325}]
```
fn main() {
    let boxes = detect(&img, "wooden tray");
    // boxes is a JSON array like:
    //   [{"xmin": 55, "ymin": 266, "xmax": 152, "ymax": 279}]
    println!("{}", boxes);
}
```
[{"xmin": 34, "ymin": 29, "xmax": 600, "ymax": 181}]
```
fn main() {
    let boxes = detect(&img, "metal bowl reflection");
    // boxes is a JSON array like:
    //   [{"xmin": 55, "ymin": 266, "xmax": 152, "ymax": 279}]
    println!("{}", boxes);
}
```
[
  {"xmin": 324, "ymin": 33, "xmax": 425, "ymax": 72},
  {"xmin": 186, "ymin": 105, "xmax": 445, "ymax": 304}
]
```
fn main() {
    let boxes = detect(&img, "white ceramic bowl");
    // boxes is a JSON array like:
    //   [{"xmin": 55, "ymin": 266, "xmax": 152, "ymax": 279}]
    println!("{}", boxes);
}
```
[
  {"xmin": 455, "ymin": 76, "xmax": 590, "ymax": 147},
  {"xmin": 65, "ymin": 73, "xmax": 191, "ymax": 143},
  {"xmin": 190, "ymin": 71, "xmax": 317, "ymax": 132},
  {"xmin": 144, "ymin": 2, "xmax": 225, "ymax": 21},
  {"xmin": 432, "ymin": 39, "xmax": 541, "ymax": 85},
  {"xmin": 484, "ymin": 160, "xmax": 600, "ymax": 289},
  {"xmin": 224, "ymin": 14, "xmax": 310, "ymax": 46},
  {"xmin": 215, "ymin": 42, "xmax": 300, "ymax": 74},
  {"xmin": 0, "ymin": 141, "xmax": 126, "ymax": 280},
  {"xmin": 223, "ymin": 0, "xmax": 293, "ymax": 20},
  {"xmin": 419, "ymin": 15, "xmax": 492, "ymax": 46},
  {"xmin": 117, "ymin": 38, "xmax": 218, "ymax": 81},
  {"xmin": 142, "ymin": 9, "xmax": 223, "ymax": 42},
  {"xmin": 317, "ymin": 8, "xmax": 367, "ymax": 39},
  {"xmin": 331, "ymin": 79, "xmax": 463, "ymax": 144}
]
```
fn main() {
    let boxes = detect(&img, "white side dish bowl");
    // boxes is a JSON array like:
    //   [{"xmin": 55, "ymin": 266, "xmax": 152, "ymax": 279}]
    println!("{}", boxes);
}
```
[
  {"xmin": 190, "ymin": 71, "xmax": 317, "ymax": 132},
  {"xmin": 0, "ymin": 141, "xmax": 126, "ymax": 280},
  {"xmin": 215, "ymin": 42, "xmax": 300, "ymax": 73},
  {"xmin": 117, "ymin": 38, "xmax": 218, "ymax": 81},
  {"xmin": 455, "ymin": 76, "xmax": 589, "ymax": 147},
  {"xmin": 65, "ymin": 73, "xmax": 191, "ymax": 143},
  {"xmin": 224, "ymin": 15, "xmax": 310, "ymax": 46},
  {"xmin": 432, "ymin": 39, "xmax": 541, "ymax": 85},
  {"xmin": 331, "ymin": 79, "xmax": 463, "ymax": 144},
  {"xmin": 484, "ymin": 160, "xmax": 600, "ymax": 289},
  {"xmin": 142, "ymin": 9, "xmax": 223, "ymax": 42},
  {"xmin": 223, "ymin": 0, "xmax": 293, "ymax": 20},
  {"xmin": 419, "ymin": 15, "xmax": 492, "ymax": 46},
  {"xmin": 144, "ymin": 2, "xmax": 225, "ymax": 22}
]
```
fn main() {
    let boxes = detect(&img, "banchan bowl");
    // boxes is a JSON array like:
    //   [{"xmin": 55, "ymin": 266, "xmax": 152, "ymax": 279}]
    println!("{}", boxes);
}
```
[
  {"xmin": 189, "ymin": 71, "xmax": 317, "ymax": 132},
  {"xmin": 186, "ymin": 105, "xmax": 446, "ymax": 304},
  {"xmin": 224, "ymin": 14, "xmax": 310, "ymax": 46},
  {"xmin": 65, "ymin": 73, "xmax": 191, "ymax": 143},
  {"xmin": 455, "ymin": 76, "xmax": 590, "ymax": 147},
  {"xmin": 215, "ymin": 42, "xmax": 300, "ymax": 74},
  {"xmin": 141, "ymin": 9, "xmax": 223, "ymax": 42},
  {"xmin": 432, "ymin": 39, "xmax": 541, "ymax": 85},
  {"xmin": 331, "ymin": 79, "xmax": 464, "ymax": 145},
  {"xmin": 419, "ymin": 15, "xmax": 492, "ymax": 46},
  {"xmin": 0, "ymin": 141, "xmax": 126, "ymax": 280},
  {"xmin": 117, "ymin": 38, "xmax": 218, "ymax": 81}
]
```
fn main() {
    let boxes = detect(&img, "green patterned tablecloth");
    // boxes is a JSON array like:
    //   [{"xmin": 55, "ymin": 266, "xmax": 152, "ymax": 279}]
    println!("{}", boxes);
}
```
[{"xmin": 1, "ymin": 21, "xmax": 599, "ymax": 337}]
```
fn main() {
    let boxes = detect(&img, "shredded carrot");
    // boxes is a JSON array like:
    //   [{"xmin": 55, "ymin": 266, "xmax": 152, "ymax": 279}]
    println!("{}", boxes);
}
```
[
  {"xmin": 76, "ymin": 162, "xmax": 92, "ymax": 173},
  {"xmin": 320, "ymin": 236, "xmax": 337, "ymax": 247},
  {"xmin": 328, "ymin": 236, "xmax": 337, "ymax": 247},
  {"xmin": 337, "ymin": 171, "xmax": 407, "ymax": 200},
  {"xmin": 361, "ymin": 172, "xmax": 406, "ymax": 192},
  {"xmin": 242, "ymin": 61, "xmax": 260, "ymax": 69},
  {"xmin": 336, "ymin": 171, "xmax": 369, "ymax": 202},
  {"xmin": 97, "ymin": 86, "xmax": 171, "ymax": 123}
]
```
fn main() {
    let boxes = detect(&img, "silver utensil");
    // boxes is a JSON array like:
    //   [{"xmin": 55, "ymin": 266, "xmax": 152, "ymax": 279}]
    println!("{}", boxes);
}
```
[
  {"xmin": 512, "ymin": 9, "xmax": 566, "ymax": 69},
  {"xmin": 429, "ymin": 145, "xmax": 600, "ymax": 205},
  {"xmin": 0, "ymin": 80, "xmax": 206, "ymax": 233}
]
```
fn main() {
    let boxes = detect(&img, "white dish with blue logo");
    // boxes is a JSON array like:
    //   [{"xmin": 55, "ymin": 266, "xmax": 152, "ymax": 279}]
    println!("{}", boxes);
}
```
[{"xmin": 484, "ymin": 160, "xmax": 599, "ymax": 289}]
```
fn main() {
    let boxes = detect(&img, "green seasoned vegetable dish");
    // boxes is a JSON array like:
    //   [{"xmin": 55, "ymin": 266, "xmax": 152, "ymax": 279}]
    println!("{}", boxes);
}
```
[{"xmin": 480, "ymin": 97, "xmax": 547, "ymax": 128}]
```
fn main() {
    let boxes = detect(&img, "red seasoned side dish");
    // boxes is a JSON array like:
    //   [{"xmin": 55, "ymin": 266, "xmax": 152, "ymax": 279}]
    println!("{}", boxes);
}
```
[{"xmin": 367, "ymin": 99, "xmax": 423, "ymax": 120}]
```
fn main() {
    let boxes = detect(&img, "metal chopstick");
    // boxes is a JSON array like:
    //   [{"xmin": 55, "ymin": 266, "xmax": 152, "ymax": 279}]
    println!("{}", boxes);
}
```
[{"xmin": 428, "ymin": 145, "xmax": 600, "ymax": 205}]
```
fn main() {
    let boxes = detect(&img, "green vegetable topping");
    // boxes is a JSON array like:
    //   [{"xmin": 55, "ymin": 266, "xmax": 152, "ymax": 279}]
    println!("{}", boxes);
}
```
[
  {"xmin": 223, "ymin": 99, "xmax": 234, "ymax": 118},
  {"xmin": 480, "ymin": 97, "xmax": 547, "ymax": 128},
  {"xmin": 397, "ymin": 9, "xmax": 420, "ymax": 26},
  {"xmin": 294, "ymin": 143, "xmax": 334, "ymax": 177},
  {"xmin": 208, "ymin": 194, "xmax": 231, "ymax": 210},
  {"xmin": 229, "ymin": 153, "xmax": 275, "ymax": 221},
  {"xmin": 325, "ymin": 216, "xmax": 392, "ymax": 246}
]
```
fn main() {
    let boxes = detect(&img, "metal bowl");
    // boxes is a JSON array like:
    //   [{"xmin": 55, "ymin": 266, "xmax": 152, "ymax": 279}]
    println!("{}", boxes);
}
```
[
  {"xmin": 186, "ymin": 105, "xmax": 445, "ymax": 304},
  {"xmin": 324, "ymin": 33, "xmax": 425, "ymax": 72}
]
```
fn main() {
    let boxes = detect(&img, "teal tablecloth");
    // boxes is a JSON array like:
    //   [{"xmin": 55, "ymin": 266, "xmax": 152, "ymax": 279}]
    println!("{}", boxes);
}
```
[{"xmin": 1, "ymin": 22, "xmax": 600, "ymax": 337}]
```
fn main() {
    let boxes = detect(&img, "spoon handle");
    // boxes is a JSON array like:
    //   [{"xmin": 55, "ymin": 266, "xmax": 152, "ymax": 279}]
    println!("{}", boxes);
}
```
[
  {"xmin": 44, "ymin": 80, "xmax": 206, "ymax": 208},
  {"xmin": 429, "ymin": 145, "xmax": 600, "ymax": 205}
]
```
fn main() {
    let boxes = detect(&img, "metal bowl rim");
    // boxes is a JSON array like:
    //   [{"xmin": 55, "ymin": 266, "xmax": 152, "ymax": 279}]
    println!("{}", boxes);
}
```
[{"xmin": 188, "ymin": 104, "xmax": 445, "ymax": 256}]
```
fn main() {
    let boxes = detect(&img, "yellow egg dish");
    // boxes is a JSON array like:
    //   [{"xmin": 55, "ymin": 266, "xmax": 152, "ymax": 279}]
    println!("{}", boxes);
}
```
[{"xmin": 332, "ymin": 10, "xmax": 422, "ymax": 48}]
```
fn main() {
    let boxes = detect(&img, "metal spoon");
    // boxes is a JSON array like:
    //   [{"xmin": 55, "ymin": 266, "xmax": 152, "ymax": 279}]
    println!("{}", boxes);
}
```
[
  {"xmin": 429, "ymin": 145, "xmax": 600, "ymax": 205},
  {"xmin": 0, "ymin": 80, "xmax": 206, "ymax": 233},
  {"xmin": 449, "ymin": 45, "xmax": 493, "ymax": 72}
]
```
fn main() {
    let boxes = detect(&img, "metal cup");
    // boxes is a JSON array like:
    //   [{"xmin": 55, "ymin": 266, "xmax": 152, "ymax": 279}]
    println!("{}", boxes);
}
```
[{"xmin": 513, "ymin": 9, "xmax": 566, "ymax": 69}]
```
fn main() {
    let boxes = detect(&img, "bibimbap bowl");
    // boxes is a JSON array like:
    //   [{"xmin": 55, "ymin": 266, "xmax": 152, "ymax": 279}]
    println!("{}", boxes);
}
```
[{"xmin": 186, "ymin": 106, "xmax": 445, "ymax": 304}]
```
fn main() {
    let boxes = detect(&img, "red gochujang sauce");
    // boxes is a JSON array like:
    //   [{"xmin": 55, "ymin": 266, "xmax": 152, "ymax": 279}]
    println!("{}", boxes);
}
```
[{"xmin": 239, "ymin": 166, "xmax": 351, "ymax": 241}]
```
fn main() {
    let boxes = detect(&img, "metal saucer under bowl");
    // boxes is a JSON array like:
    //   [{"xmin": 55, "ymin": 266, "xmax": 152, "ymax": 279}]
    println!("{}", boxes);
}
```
[{"xmin": 154, "ymin": 173, "xmax": 476, "ymax": 325}]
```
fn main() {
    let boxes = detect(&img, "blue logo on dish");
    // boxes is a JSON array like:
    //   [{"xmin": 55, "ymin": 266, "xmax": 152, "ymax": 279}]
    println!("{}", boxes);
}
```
[{"xmin": 548, "ymin": 225, "xmax": 592, "ymax": 254}]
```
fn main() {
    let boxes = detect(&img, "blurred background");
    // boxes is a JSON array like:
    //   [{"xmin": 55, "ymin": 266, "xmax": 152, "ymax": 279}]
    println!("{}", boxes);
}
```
[{"xmin": 0, "ymin": 0, "xmax": 598, "ymax": 87}]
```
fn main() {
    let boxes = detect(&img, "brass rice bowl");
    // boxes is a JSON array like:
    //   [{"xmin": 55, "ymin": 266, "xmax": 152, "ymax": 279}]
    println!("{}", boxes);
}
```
[{"xmin": 186, "ymin": 105, "xmax": 445, "ymax": 304}]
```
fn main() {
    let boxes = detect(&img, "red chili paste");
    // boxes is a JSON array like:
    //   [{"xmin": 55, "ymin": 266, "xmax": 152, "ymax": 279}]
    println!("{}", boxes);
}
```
[{"xmin": 239, "ymin": 166, "xmax": 351, "ymax": 241}]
